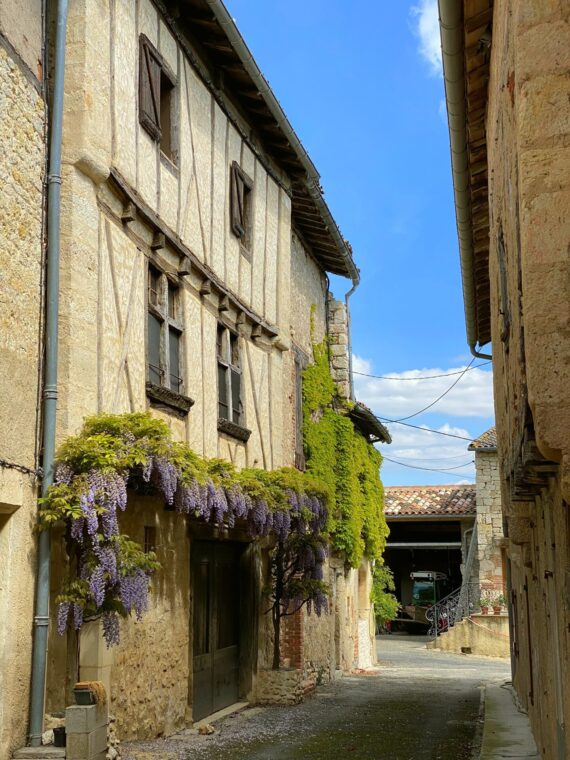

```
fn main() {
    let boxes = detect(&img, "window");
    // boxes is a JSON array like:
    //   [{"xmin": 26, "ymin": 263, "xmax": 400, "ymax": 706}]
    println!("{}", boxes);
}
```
[
  {"xmin": 144, "ymin": 526, "xmax": 157, "ymax": 554},
  {"xmin": 139, "ymin": 34, "xmax": 176, "ymax": 162},
  {"xmin": 147, "ymin": 265, "xmax": 183, "ymax": 394},
  {"xmin": 217, "ymin": 325, "xmax": 242, "ymax": 425},
  {"xmin": 230, "ymin": 161, "xmax": 253, "ymax": 253}
]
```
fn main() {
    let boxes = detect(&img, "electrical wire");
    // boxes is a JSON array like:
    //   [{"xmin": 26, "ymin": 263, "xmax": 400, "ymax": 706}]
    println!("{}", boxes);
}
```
[
  {"xmin": 353, "ymin": 361, "xmax": 491, "ymax": 381},
  {"xmin": 388, "ymin": 358, "xmax": 475, "ymax": 423},
  {"xmin": 379, "ymin": 418, "xmax": 475, "ymax": 442},
  {"xmin": 382, "ymin": 456, "xmax": 475, "ymax": 480},
  {"xmin": 385, "ymin": 452, "xmax": 478, "ymax": 462},
  {"xmin": 382, "ymin": 456, "xmax": 474, "ymax": 472}
]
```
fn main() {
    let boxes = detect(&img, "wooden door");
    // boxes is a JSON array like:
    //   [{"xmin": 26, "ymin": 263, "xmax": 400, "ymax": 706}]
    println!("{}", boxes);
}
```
[{"xmin": 192, "ymin": 542, "xmax": 241, "ymax": 721}]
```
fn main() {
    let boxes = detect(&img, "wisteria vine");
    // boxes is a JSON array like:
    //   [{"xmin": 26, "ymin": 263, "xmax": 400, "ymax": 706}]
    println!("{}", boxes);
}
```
[{"xmin": 40, "ymin": 413, "xmax": 330, "ymax": 648}]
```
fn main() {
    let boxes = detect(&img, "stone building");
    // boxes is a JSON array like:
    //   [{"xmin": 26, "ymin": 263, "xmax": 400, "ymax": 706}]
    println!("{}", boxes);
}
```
[
  {"xmin": 0, "ymin": 0, "xmax": 388, "ymax": 753},
  {"xmin": 469, "ymin": 427, "xmax": 505, "ymax": 595},
  {"xmin": 439, "ymin": 1, "xmax": 570, "ymax": 756},
  {"xmin": 0, "ymin": 2, "xmax": 45, "ymax": 759}
]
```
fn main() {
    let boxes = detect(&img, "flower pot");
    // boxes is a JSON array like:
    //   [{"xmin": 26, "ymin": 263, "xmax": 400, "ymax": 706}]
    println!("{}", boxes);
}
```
[
  {"xmin": 493, "ymin": 606, "xmax": 502, "ymax": 615},
  {"xmin": 73, "ymin": 688, "xmax": 96, "ymax": 705},
  {"xmin": 480, "ymin": 606, "xmax": 489, "ymax": 615},
  {"xmin": 53, "ymin": 726, "xmax": 66, "ymax": 748}
]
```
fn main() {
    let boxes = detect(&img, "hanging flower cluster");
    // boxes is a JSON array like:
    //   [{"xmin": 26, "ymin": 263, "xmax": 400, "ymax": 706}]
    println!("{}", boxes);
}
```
[{"xmin": 39, "ymin": 413, "xmax": 330, "ymax": 647}]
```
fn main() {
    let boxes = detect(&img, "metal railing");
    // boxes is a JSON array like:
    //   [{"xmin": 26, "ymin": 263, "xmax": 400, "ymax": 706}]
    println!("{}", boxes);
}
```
[{"xmin": 427, "ymin": 526, "xmax": 480, "ymax": 638}]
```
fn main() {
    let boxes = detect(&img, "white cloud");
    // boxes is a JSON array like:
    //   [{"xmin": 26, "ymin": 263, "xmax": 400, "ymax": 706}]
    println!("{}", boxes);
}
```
[
  {"xmin": 378, "ymin": 423, "xmax": 477, "ymax": 483},
  {"xmin": 352, "ymin": 357, "xmax": 494, "ymax": 484},
  {"xmin": 411, "ymin": 0, "xmax": 442, "ymax": 76},
  {"xmin": 353, "ymin": 356, "xmax": 494, "ymax": 420}
]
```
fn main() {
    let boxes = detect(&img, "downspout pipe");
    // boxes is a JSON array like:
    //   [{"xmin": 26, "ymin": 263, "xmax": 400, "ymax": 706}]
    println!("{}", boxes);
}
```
[
  {"xmin": 29, "ymin": 0, "xmax": 68, "ymax": 746},
  {"xmin": 438, "ymin": 0, "xmax": 492, "ymax": 361},
  {"xmin": 203, "ymin": 0, "xmax": 359, "ymax": 284}
]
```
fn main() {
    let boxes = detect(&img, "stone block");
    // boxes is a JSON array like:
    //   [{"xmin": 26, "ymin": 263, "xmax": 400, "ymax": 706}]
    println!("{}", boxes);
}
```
[
  {"xmin": 13, "ymin": 749, "xmax": 65, "ymax": 759},
  {"xmin": 66, "ymin": 724, "xmax": 108, "ymax": 760},
  {"xmin": 65, "ymin": 704, "xmax": 107, "ymax": 734},
  {"xmin": 519, "ymin": 74, "xmax": 570, "ymax": 149},
  {"xmin": 330, "ymin": 344, "xmax": 346, "ymax": 357}
]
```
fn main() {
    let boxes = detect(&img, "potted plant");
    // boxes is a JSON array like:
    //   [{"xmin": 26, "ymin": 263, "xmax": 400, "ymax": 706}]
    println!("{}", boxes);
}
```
[
  {"xmin": 479, "ymin": 596, "xmax": 491, "ymax": 615},
  {"xmin": 493, "ymin": 594, "xmax": 506, "ymax": 615}
]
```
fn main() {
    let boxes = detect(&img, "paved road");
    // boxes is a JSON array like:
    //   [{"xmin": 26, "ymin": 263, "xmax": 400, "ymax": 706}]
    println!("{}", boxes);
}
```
[{"xmin": 123, "ymin": 635, "xmax": 510, "ymax": 760}]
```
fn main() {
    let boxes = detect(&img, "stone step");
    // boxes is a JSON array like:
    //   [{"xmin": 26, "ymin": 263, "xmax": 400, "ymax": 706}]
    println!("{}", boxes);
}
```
[{"xmin": 13, "ymin": 747, "xmax": 66, "ymax": 760}]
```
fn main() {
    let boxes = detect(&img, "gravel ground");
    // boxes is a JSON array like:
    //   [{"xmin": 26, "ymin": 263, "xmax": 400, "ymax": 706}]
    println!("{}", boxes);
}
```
[{"xmin": 122, "ymin": 635, "xmax": 510, "ymax": 760}]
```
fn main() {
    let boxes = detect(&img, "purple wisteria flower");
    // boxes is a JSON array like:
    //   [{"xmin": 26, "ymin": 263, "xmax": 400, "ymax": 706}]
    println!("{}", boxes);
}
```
[
  {"xmin": 153, "ymin": 457, "xmax": 178, "ymax": 506},
  {"xmin": 72, "ymin": 603, "xmax": 83, "ymax": 630},
  {"xmin": 55, "ymin": 463, "xmax": 74, "ymax": 485},
  {"xmin": 89, "ymin": 565, "xmax": 106, "ymax": 608},
  {"xmin": 57, "ymin": 601, "xmax": 70, "ymax": 635},
  {"xmin": 102, "ymin": 612, "xmax": 120, "ymax": 647},
  {"xmin": 119, "ymin": 569, "xmax": 149, "ymax": 620}
]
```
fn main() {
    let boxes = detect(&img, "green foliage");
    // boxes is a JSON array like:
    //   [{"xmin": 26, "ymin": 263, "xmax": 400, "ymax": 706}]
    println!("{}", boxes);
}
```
[
  {"xmin": 302, "ymin": 337, "xmax": 389, "ymax": 566},
  {"xmin": 371, "ymin": 562, "xmax": 399, "ymax": 626}
]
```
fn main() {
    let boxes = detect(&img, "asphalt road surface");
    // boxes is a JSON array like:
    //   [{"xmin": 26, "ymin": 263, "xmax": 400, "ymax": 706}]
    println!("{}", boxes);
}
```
[{"xmin": 123, "ymin": 635, "xmax": 510, "ymax": 760}]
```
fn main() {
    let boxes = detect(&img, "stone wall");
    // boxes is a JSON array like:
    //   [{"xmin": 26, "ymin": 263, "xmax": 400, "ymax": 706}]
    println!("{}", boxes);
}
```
[
  {"xmin": 475, "ymin": 451, "xmax": 504, "ymax": 591},
  {"xmin": 485, "ymin": 2, "xmax": 570, "ymax": 757},
  {"xmin": 0, "ymin": 8, "xmax": 44, "ymax": 759},
  {"xmin": 327, "ymin": 298, "xmax": 350, "ymax": 400}
]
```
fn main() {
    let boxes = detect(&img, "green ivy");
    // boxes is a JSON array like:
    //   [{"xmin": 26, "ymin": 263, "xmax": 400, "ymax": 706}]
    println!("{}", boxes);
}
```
[{"xmin": 302, "ymin": 337, "xmax": 388, "ymax": 567}]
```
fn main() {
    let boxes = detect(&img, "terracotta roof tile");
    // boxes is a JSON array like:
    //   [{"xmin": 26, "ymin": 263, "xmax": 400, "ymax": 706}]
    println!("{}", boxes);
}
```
[
  {"xmin": 468, "ymin": 426, "xmax": 497, "ymax": 451},
  {"xmin": 384, "ymin": 485, "xmax": 476, "ymax": 517}
]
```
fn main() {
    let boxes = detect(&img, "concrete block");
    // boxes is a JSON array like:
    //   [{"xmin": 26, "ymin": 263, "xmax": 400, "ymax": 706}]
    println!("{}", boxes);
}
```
[
  {"xmin": 13, "ymin": 749, "xmax": 65, "ymax": 759},
  {"xmin": 66, "ymin": 724, "xmax": 108, "ymax": 760},
  {"xmin": 65, "ymin": 704, "xmax": 107, "ymax": 734}
]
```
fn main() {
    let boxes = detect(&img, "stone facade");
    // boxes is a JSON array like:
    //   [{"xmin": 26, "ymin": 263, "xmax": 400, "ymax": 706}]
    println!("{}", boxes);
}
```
[
  {"xmin": 0, "ymin": 4, "xmax": 45, "ymax": 758},
  {"xmin": 474, "ymin": 450, "xmax": 504, "ymax": 592},
  {"xmin": 485, "ymin": 6, "xmax": 570, "ymax": 759},
  {"xmin": 441, "ymin": 2, "xmax": 570, "ymax": 757},
  {"xmin": 0, "ymin": 0, "xmax": 382, "ymax": 749},
  {"xmin": 0, "ymin": 0, "xmax": 376, "ymax": 746}
]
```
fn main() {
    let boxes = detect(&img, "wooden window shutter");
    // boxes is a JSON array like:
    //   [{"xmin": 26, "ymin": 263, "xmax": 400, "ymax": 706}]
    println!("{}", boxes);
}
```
[
  {"xmin": 230, "ymin": 162, "xmax": 245, "ymax": 238},
  {"xmin": 230, "ymin": 162, "xmax": 253, "ymax": 240},
  {"xmin": 139, "ymin": 35, "xmax": 162, "ymax": 141}
]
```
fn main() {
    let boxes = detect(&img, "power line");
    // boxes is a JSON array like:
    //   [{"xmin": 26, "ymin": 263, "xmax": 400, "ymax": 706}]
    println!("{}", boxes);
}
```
[
  {"xmin": 378, "ymin": 418, "xmax": 475, "ymax": 442},
  {"xmin": 385, "ymin": 452, "xmax": 478, "ymax": 462},
  {"xmin": 382, "ymin": 456, "xmax": 474, "ymax": 472},
  {"xmin": 389, "ymin": 358, "xmax": 475, "ymax": 423},
  {"xmin": 353, "ymin": 361, "xmax": 491, "ymax": 381},
  {"xmin": 382, "ymin": 456, "xmax": 475, "ymax": 480}
]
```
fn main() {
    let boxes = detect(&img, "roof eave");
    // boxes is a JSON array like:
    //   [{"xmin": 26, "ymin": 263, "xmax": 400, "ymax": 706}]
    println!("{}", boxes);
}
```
[
  {"xmin": 438, "ymin": 0, "xmax": 493, "ymax": 355},
  {"xmin": 200, "ymin": 0, "xmax": 359, "ymax": 283}
]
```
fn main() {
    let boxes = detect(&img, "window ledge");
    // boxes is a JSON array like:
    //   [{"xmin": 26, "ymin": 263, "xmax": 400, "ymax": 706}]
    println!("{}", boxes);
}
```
[
  {"xmin": 146, "ymin": 382, "xmax": 194, "ymax": 416},
  {"xmin": 217, "ymin": 418, "xmax": 252, "ymax": 443}
]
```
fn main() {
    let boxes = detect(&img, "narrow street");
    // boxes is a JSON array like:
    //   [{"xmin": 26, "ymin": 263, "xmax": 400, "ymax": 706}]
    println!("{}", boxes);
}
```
[{"xmin": 123, "ymin": 636, "xmax": 510, "ymax": 760}]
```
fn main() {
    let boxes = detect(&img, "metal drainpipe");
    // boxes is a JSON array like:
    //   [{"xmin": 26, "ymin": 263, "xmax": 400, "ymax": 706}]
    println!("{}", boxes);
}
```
[
  {"xmin": 28, "ymin": 0, "xmax": 68, "ymax": 746},
  {"xmin": 345, "ymin": 274, "xmax": 360, "ymax": 402}
]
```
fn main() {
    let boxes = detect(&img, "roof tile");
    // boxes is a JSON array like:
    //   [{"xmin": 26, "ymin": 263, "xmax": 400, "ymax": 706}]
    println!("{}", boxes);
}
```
[{"xmin": 384, "ymin": 485, "xmax": 476, "ymax": 517}]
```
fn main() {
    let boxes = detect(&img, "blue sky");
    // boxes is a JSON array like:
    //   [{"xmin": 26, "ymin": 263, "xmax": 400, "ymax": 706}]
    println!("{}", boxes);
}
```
[{"xmin": 224, "ymin": 0, "xmax": 495, "ymax": 485}]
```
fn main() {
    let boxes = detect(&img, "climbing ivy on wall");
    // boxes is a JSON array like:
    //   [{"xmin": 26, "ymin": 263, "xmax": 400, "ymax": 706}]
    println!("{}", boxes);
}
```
[
  {"xmin": 40, "ymin": 412, "xmax": 330, "ymax": 647},
  {"xmin": 302, "ymin": 338, "xmax": 388, "ymax": 567}
]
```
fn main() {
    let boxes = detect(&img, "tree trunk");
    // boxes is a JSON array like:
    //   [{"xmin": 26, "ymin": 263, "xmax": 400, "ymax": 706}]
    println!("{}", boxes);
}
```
[{"xmin": 272, "ymin": 606, "xmax": 281, "ymax": 670}]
